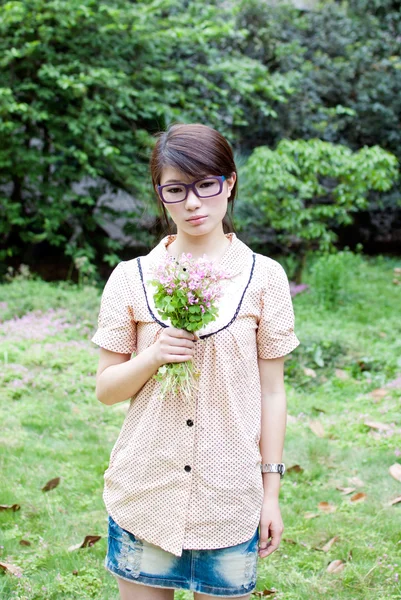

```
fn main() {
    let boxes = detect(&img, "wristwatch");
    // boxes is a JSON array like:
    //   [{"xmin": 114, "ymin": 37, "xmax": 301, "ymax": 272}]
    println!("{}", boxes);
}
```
[{"xmin": 260, "ymin": 463, "xmax": 286, "ymax": 479}]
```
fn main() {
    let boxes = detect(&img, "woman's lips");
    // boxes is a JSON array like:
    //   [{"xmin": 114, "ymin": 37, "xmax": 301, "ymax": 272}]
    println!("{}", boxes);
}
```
[{"xmin": 187, "ymin": 216, "xmax": 207, "ymax": 224}]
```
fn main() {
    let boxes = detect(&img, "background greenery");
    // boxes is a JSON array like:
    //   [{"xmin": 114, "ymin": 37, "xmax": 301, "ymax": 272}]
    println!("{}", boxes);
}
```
[{"xmin": 1, "ymin": 0, "xmax": 400, "ymax": 279}]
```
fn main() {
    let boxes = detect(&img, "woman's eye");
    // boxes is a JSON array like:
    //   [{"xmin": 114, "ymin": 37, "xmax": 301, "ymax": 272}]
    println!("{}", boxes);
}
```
[
  {"xmin": 199, "ymin": 181, "xmax": 213, "ymax": 188},
  {"xmin": 167, "ymin": 187, "xmax": 183, "ymax": 194}
]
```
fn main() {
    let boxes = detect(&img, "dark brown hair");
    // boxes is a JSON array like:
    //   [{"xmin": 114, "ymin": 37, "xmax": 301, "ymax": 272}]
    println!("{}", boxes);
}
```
[{"xmin": 150, "ymin": 123, "xmax": 237, "ymax": 234}]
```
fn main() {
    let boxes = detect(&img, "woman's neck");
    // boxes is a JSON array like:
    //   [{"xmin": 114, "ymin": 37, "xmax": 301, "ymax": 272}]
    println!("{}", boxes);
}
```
[{"xmin": 166, "ymin": 227, "xmax": 231, "ymax": 262}]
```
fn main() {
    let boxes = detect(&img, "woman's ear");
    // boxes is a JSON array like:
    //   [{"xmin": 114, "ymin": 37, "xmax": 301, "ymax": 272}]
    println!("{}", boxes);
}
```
[{"xmin": 227, "ymin": 172, "xmax": 237, "ymax": 197}]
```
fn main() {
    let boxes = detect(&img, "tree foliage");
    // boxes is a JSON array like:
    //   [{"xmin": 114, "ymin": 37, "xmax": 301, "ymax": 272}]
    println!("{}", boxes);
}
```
[
  {"xmin": 0, "ymin": 0, "xmax": 294, "ymax": 269},
  {"xmin": 233, "ymin": 0, "xmax": 401, "ymax": 260},
  {"xmin": 234, "ymin": 0, "xmax": 401, "ymax": 157},
  {"xmin": 239, "ymin": 139, "xmax": 398, "ymax": 280},
  {"xmin": 0, "ymin": 0, "xmax": 400, "ymax": 275}
]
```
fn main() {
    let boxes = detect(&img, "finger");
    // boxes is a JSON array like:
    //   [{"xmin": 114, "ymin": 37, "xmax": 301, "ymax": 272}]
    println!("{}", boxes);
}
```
[
  {"xmin": 261, "ymin": 540, "xmax": 279, "ymax": 557},
  {"xmin": 165, "ymin": 337, "xmax": 195, "ymax": 348},
  {"xmin": 169, "ymin": 328, "xmax": 196, "ymax": 340},
  {"xmin": 259, "ymin": 531, "xmax": 283, "ymax": 557},
  {"xmin": 165, "ymin": 345, "xmax": 194, "ymax": 356},
  {"xmin": 258, "ymin": 537, "xmax": 270, "ymax": 553},
  {"xmin": 165, "ymin": 354, "xmax": 193, "ymax": 363},
  {"xmin": 258, "ymin": 525, "xmax": 271, "ymax": 551}
]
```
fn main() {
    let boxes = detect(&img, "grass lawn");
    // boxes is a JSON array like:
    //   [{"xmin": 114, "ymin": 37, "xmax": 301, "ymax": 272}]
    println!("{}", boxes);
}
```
[{"xmin": 0, "ymin": 255, "xmax": 400, "ymax": 599}]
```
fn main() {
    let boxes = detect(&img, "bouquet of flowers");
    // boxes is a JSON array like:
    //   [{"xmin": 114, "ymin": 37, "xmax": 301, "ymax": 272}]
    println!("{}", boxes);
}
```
[{"xmin": 149, "ymin": 253, "xmax": 229, "ymax": 403}]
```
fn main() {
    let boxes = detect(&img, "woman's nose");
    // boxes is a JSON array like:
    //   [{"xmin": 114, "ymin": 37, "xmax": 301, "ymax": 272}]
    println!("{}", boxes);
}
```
[{"xmin": 185, "ymin": 189, "xmax": 202, "ymax": 209}]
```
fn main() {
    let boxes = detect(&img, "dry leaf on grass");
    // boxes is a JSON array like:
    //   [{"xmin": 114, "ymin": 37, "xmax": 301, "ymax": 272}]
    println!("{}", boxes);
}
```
[
  {"xmin": 348, "ymin": 476, "xmax": 365, "ymax": 487},
  {"xmin": 319, "ymin": 536, "xmax": 339, "ymax": 553},
  {"xmin": 42, "ymin": 477, "xmax": 60, "ymax": 492},
  {"xmin": 364, "ymin": 420, "xmax": 391, "ymax": 431},
  {"xmin": 309, "ymin": 420, "xmax": 325, "ymax": 438},
  {"xmin": 287, "ymin": 464, "xmax": 304, "ymax": 474},
  {"xmin": 0, "ymin": 504, "xmax": 20, "ymax": 512},
  {"xmin": 318, "ymin": 502, "xmax": 336, "ymax": 513},
  {"xmin": 336, "ymin": 486, "xmax": 356, "ymax": 495},
  {"xmin": 389, "ymin": 496, "xmax": 401, "ymax": 506},
  {"xmin": 369, "ymin": 388, "xmax": 389, "ymax": 401},
  {"xmin": 303, "ymin": 367, "xmax": 317, "ymax": 378},
  {"xmin": 252, "ymin": 590, "xmax": 277, "ymax": 597},
  {"xmin": 350, "ymin": 492, "xmax": 367, "ymax": 503},
  {"xmin": 304, "ymin": 512, "xmax": 320, "ymax": 519},
  {"xmin": 0, "ymin": 561, "xmax": 22, "ymax": 577},
  {"xmin": 327, "ymin": 559, "xmax": 345, "ymax": 574},
  {"xmin": 19, "ymin": 540, "xmax": 31, "ymax": 547},
  {"xmin": 389, "ymin": 463, "xmax": 401, "ymax": 483},
  {"xmin": 68, "ymin": 535, "xmax": 102, "ymax": 552}
]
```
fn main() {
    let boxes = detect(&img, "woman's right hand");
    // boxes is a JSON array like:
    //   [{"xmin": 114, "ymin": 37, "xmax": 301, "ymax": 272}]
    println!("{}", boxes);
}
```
[{"xmin": 153, "ymin": 327, "xmax": 197, "ymax": 367}]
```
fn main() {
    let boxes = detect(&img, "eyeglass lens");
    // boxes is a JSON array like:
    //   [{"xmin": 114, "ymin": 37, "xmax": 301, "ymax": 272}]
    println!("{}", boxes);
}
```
[{"xmin": 162, "ymin": 177, "xmax": 221, "ymax": 203}]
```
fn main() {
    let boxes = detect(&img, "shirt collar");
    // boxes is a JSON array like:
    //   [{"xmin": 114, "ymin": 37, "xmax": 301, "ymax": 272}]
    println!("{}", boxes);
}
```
[{"xmin": 147, "ymin": 232, "xmax": 253, "ymax": 278}]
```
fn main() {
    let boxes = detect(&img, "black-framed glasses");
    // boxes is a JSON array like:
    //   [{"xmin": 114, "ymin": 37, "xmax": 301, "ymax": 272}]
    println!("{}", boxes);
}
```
[{"xmin": 157, "ymin": 175, "xmax": 226, "ymax": 204}]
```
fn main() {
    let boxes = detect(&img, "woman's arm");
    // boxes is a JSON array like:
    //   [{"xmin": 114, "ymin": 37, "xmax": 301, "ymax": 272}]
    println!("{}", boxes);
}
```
[
  {"xmin": 258, "ymin": 355, "xmax": 287, "ymax": 498},
  {"xmin": 258, "ymin": 355, "xmax": 287, "ymax": 558},
  {"xmin": 95, "ymin": 327, "xmax": 196, "ymax": 405},
  {"xmin": 95, "ymin": 345, "xmax": 160, "ymax": 406}
]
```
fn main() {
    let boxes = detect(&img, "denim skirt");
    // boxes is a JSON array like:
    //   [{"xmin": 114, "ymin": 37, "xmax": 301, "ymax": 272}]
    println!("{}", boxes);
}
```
[{"xmin": 106, "ymin": 515, "xmax": 260, "ymax": 597}]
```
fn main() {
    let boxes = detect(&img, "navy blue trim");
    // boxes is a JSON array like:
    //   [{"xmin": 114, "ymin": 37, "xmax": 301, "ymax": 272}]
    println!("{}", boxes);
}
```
[
  {"xmin": 137, "ymin": 254, "xmax": 256, "ymax": 340},
  {"xmin": 137, "ymin": 257, "xmax": 168, "ymax": 330}
]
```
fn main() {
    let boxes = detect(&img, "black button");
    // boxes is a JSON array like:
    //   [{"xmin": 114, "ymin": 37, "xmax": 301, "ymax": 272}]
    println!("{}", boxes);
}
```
[
  {"xmin": 186, "ymin": 419, "xmax": 194, "ymax": 427},
  {"xmin": 184, "ymin": 465, "xmax": 191, "ymax": 472}
]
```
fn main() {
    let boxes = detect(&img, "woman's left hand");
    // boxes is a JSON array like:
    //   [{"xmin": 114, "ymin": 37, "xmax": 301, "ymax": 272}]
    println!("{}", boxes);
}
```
[{"xmin": 258, "ymin": 497, "xmax": 284, "ymax": 558}]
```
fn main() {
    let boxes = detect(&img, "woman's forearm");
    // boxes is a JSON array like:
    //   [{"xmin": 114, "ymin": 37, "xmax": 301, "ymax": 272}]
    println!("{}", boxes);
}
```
[
  {"xmin": 259, "ymin": 390, "xmax": 287, "ymax": 499},
  {"xmin": 96, "ymin": 345, "xmax": 160, "ymax": 405}
]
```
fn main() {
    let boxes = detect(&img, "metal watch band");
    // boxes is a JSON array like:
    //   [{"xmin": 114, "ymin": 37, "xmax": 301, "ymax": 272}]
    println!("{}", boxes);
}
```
[{"xmin": 260, "ymin": 463, "xmax": 286, "ymax": 478}]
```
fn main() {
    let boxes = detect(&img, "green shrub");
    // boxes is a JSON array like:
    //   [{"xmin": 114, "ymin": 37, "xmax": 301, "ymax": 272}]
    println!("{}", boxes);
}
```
[
  {"xmin": 239, "ymin": 139, "xmax": 398, "ymax": 280},
  {"xmin": 309, "ymin": 250, "xmax": 364, "ymax": 310}
]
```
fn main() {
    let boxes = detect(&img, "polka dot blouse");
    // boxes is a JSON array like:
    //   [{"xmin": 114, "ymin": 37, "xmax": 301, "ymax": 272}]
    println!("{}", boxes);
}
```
[{"xmin": 91, "ymin": 232, "xmax": 300, "ymax": 557}]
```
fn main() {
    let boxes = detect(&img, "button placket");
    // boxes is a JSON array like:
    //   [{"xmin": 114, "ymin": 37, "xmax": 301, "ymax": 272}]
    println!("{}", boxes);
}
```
[{"xmin": 184, "ymin": 414, "xmax": 195, "ymax": 472}]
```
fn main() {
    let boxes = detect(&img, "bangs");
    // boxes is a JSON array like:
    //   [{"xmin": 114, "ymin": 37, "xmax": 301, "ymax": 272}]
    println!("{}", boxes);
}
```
[{"xmin": 160, "ymin": 147, "xmax": 219, "ymax": 181}]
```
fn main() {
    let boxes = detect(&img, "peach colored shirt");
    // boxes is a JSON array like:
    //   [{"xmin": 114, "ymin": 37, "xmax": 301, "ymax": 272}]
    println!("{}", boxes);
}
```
[{"xmin": 91, "ymin": 233, "xmax": 300, "ymax": 557}]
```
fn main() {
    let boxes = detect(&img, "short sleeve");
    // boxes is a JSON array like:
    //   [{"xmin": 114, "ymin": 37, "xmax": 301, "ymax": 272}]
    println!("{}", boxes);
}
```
[
  {"xmin": 91, "ymin": 262, "xmax": 137, "ymax": 354},
  {"xmin": 256, "ymin": 259, "xmax": 300, "ymax": 359}
]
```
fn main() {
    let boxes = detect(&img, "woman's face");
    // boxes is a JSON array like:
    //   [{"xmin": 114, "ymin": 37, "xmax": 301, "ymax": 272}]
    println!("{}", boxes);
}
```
[{"xmin": 157, "ymin": 166, "xmax": 236, "ymax": 237}]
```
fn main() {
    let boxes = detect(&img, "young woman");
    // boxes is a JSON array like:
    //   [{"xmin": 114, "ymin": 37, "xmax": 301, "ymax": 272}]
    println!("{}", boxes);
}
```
[{"xmin": 92, "ymin": 123, "xmax": 300, "ymax": 600}]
